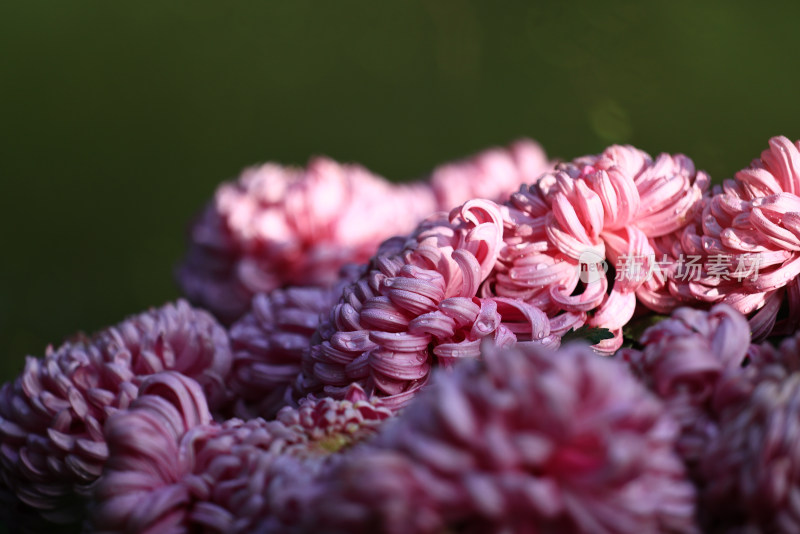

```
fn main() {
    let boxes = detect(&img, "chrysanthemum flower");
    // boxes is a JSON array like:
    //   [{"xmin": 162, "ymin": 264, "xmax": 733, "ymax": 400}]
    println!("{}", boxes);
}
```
[
  {"xmin": 91, "ymin": 374, "xmax": 390, "ymax": 533},
  {"xmin": 290, "ymin": 146, "xmax": 706, "ymax": 408},
  {"xmin": 0, "ymin": 300, "xmax": 231, "ymax": 523},
  {"xmin": 177, "ymin": 157, "xmax": 438, "ymax": 323},
  {"xmin": 300, "ymin": 341, "xmax": 697, "ymax": 534},
  {"xmin": 497, "ymin": 145, "xmax": 709, "ymax": 351},
  {"xmin": 214, "ymin": 143, "xmax": 553, "ymax": 414},
  {"xmin": 674, "ymin": 136, "xmax": 800, "ymax": 340},
  {"xmin": 700, "ymin": 357, "xmax": 800, "ymax": 533},
  {"xmin": 619, "ymin": 304, "xmax": 753, "ymax": 471},
  {"xmin": 428, "ymin": 139, "xmax": 552, "ymax": 210},
  {"xmin": 226, "ymin": 265, "xmax": 364, "ymax": 420},
  {"xmin": 297, "ymin": 199, "xmax": 556, "ymax": 409}
]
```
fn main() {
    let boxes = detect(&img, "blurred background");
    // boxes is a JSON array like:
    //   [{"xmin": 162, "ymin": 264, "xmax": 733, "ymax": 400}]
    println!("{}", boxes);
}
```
[{"xmin": 1, "ymin": 1, "xmax": 799, "ymax": 381}]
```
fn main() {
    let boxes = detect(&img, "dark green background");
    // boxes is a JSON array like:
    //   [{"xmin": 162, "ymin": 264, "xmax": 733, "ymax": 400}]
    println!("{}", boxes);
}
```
[{"xmin": 1, "ymin": 1, "xmax": 799, "ymax": 381}]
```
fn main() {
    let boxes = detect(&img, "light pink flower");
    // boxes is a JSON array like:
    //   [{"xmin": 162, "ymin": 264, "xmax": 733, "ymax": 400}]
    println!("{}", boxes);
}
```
[
  {"xmin": 662, "ymin": 136, "xmax": 800, "ymax": 338},
  {"xmin": 497, "ymin": 145, "xmax": 709, "ymax": 351},
  {"xmin": 177, "ymin": 157, "xmax": 438, "ymax": 323},
  {"xmin": 0, "ymin": 301, "xmax": 231, "ymax": 524},
  {"xmin": 674, "ymin": 136, "xmax": 800, "ymax": 340},
  {"xmin": 300, "ymin": 341, "xmax": 697, "ymax": 534},
  {"xmin": 91, "ymin": 375, "xmax": 390, "ymax": 533},
  {"xmin": 297, "ymin": 200, "xmax": 556, "ymax": 409},
  {"xmin": 429, "ymin": 139, "xmax": 553, "ymax": 209}
]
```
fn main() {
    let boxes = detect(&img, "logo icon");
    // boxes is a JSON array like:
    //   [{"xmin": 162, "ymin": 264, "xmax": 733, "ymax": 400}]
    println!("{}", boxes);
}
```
[{"xmin": 577, "ymin": 249, "xmax": 608, "ymax": 284}]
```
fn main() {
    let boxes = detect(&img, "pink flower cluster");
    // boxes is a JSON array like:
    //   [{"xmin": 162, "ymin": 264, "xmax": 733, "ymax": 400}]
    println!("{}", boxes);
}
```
[
  {"xmin": 498, "ymin": 145, "xmax": 709, "ymax": 350},
  {"xmin": 89, "ymin": 342, "xmax": 697, "ymax": 534},
  {"xmin": 259, "ymin": 143, "xmax": 715, "ymax": 412},
  {"xmin": 686, "ymin": 137, "xmax": 800, "ymax": 339},
  {"xmin": 296, "ymin": 199, "xmax": 558, "ymax": 409},
  {"xmin": 4, "ymin": 136, "xmax": 800, "ymax": 532},
  {"xmin": 175, "ymin": 159, "xmax": 436, "ymax": 324},
  {"xmin": 177, "ymin": 141, "xmax": 552, "ymax": 324}
]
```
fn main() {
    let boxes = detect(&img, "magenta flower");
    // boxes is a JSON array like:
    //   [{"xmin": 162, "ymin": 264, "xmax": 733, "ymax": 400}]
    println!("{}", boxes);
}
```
[
  {"xmin": 284, "ymin": 450, "xmax": 444, "ymax": 534},
  {"xmin": 498, "ymin": 145, "xmax": 709, "ymax": 351},
  {"xmin": 622, "ymin": 305, "xmax": 800, "ymax": 531},
  {"xmin": 700, "ymin": 361, "xmax": 800, "ymax": 533},
  {"xmin": 673, "ymin": 136, "xmax": 800, "ymax": 340},
  {"xmin": 0, "ymin": 300, "xmax": 231, "ymax": 524},
  {"xmin": 226, "ymin": 265, "xmax": 363, "ymax": 420},
  {"xmin": 301, "ymin": 341, "xmax": 697, "ymax": 534},
  {"xmin": 296, "ymin": 199, "xmax": 556, "ymax": 409},
  {"xmin": 177, "ymin": 157, "xmax": 438, "ymax": 323},
  {"xmin": 429, "ymin": 139, "xmax": 552, "ymax": 209},
  {"xmin": 619, "ymin": 304, "xmax": 753, "ymax": 471},
  {"xmin": 91, "ymin": 374, "xmax": 390, "ymax": 533}
]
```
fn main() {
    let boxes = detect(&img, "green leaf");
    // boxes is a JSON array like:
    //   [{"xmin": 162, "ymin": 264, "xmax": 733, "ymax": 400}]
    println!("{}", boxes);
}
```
[
  {"xmin": 622, "ymin": 314, "xmax": 670, "ymax": 345},
  {"xmin": 561, "ymin": 325, "xmax": 614, "ymax": 345}
]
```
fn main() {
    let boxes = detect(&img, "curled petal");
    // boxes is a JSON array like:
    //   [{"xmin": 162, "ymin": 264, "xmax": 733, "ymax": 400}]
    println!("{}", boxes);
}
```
[
  {"xmin": 585, "ymin": 170, "xmax": 620, "ymax": 228},
  {"xmin": 359, "ymin": 297, "xmax": 412, "ymax": 332},
  {"xmin": 750, "ymin": 207, "xmax": 800, "ymax": 251},
  {"xmin": 433, "ymin": 339, "xmax": 483, "ymax": 365},
  {"xmin": 588, "ymin": 290, "xmax": 637, "ymax": 332},
  {"xmin": 550, "ymin": 195, "xmax": 592, "ymax": 249},
  {"xmin": 452, "ymin": 249, "xmax": 483, "ymax": 298},
  {"xmin": 502, "ymin": 255, "xmax": 576, "ymax": 288},
  {"xmin": 549, "ymin": 276, "xmax": 608, "ymax": 312},
  {"xmin": 455, "ymin": 199, "xmax": 505, "ymax": 279},
  {"xmin": 492, "ymin": 298, "xmax": 551, "ymax": 341},
  {"xmin": 469, "ymin": 300, "xmax": 501, "ymax": 340},
  {"xmin": 747, "ymin": 291, "xmax": 782, "ymax": 342},
  {"xmin": 369, "ymin": 332, "xmax": 432, "ymax": 352},
  {"xmin": 138, "ymin": 372, "xmax": 212, "ymax": 431},
  {"xmin": 370, "ymin": 350, "xmax": 431, "ymax": 383},
  {"xmin": 573, "ymin": 180, "xmax": 605, "ymax": 239},
  {"xmin": 408, "ymin": 311, "xmax": 458, "ymax": 339},
  {"xmin": 745, "ymin": 255, "xmax": 800, "ymax": 293},
  {"xmin": 761, "ymin": 135, "xmax": 800, "ymax": 194},
  {"xmin": 547, "ymin": 312, "xmax": 586, "ymax": 336}
]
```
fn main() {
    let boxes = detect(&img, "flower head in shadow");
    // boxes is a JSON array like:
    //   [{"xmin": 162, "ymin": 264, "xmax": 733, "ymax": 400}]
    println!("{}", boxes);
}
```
[
  {"xmin": 91, "ymin": 374, "xmax": 390, "ymax": 533},
  {"xmin": 300, "ymin": 341, "xmax": 697, "ymax": 533},
  {"xmin": 0, "ymin": 301, "xmax": 231, "ymax": 524}
]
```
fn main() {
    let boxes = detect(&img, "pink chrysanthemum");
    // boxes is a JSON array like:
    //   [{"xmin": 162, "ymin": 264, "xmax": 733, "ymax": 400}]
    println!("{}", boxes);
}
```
[
  {"xmin": 429, "ymin": 139, "xmax": 552, "ymax": 210},
  {"xmin": 290, "ymin": 146, "xmax": 706, "ymax": 408},
  {"xmin": 619, "ymin": 304, "xmax": 753, "ymax": 472},
  {"xmin": 0, "ymin": 300, "xmax": 231, "ymax": 524},
  {"xmin": 296, "ymin": 200, "xmax": 557, "ymax": 409},
  {"xmin": 226, "ymin": 265, "xmax": 364, "ymax": 420},
  {"xmin": 92, "ymin": 373, "xmax": 390, "ymax": 533},
  {"xmin": 497, "ymin": 145, "xmax": 709, "ymax": 351},
  {"xmin": 299, "ymin": 341, "xmax": 697, "ymax": 534},
  {"xmin": 674, "ymin": 136, "xmax": 800, "ymax": 340},
  {"xmin": 177, "ymin": 157, "xmax": 438, "ymax": 323},
  {"xmin": 214, "ymin": 142, "xmax": 552, "ymax": 415}
]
